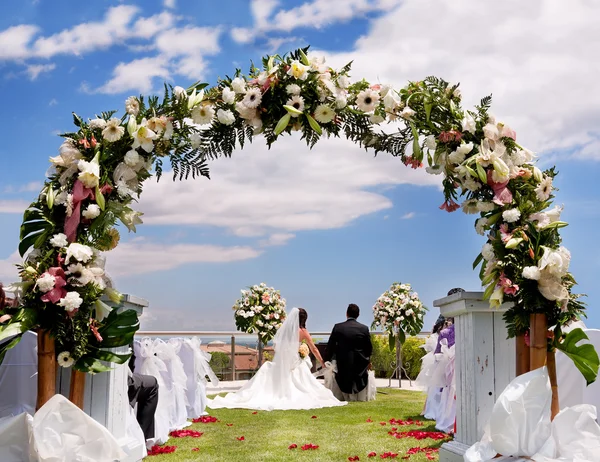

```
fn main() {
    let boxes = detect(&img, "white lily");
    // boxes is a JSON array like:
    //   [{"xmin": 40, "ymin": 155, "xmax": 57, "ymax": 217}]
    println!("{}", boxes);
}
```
[{"xmin": 187, "ymin": 88, "xmax": 205, "ymax": 110}]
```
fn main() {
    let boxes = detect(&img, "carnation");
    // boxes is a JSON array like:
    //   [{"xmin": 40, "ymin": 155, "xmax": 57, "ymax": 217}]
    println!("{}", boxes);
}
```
[
  {"xmin": 222, "ymin": 87, "xmax": 236, "ymax": 104},
  {"xmin": 125, "ymin": 96, "xmax": 140, "ymax": 116},
  {"xmin": 65, "ymin": 243, "xmax": 94, "ymax": 264},
  {"xmin": 82, "ymin": 204, "xmax": 101, "ymax": 220},
  {"xmin": 89, "ymin": 118, "xmax": 107, "ymax": 130},
  {"xmin": 58, "ymin": 292, "xmax": 83, "ymax": 312},
  {"xmin": 102, "ymin": 118, "xmax": 125, "ymax": 142},
  {"xmin": 37, "ymin": 273, "xmax": 56, "ymax": 293},
  {"xmin": 355, "ymin": 89, "xmax": 380, "ymax": 113},
  {"xmin": 217, "ymin": 108, "xmax": 236, "ymax": 125},
  {"xmin": 231, "ymin": 77, "xmax": 246, "ymax": 93},
  {"xmin": 502, "ymin": 208, "xmax": 521, "ymax": 223},
  {"xmin": 124, "ymin": 149, "xmax": 142, "ymax": 168},
  {"xmin": 475, "ymin": 217, "xmax": 489, "ymax": 236},
  {"xmin": 522, "ymin": 266, "xmax": 541, "ymax": 280},
  {"xmin": 50, "ymin": 233, "xmax": 68, "ymax": 248},
  {"xmin": 286, "ymin": 84, "xmax": 301, "ymax": 95},
  {"xmin": 481, "ymin": 243, "xmax": 495, "ymax": 261}
]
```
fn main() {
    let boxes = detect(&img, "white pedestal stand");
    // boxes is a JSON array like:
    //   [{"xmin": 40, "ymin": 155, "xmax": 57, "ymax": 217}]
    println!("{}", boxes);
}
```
[{"xmin": 436, "ymin": 291, "xmax": 515, "ymax": 462}]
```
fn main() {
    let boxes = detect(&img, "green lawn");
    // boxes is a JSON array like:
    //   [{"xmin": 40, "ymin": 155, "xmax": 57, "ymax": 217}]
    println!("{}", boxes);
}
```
[{"xmin": 147, "ymin": 389, "xmax": 451, "ymax": 461}]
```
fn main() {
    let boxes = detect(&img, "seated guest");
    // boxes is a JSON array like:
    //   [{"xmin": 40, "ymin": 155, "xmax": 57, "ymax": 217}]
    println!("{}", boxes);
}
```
[{"xmin": 128, "ymin": 346, "xmax": 159, "ymax": 441}]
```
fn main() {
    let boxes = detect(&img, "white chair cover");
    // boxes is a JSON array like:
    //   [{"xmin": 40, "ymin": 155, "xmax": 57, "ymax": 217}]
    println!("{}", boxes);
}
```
[
  {"xmin": 134, "ymin": 338, "xmax": 171, "ymax": 444},
  {"xmin": 434, "ymin": 342, "xmax": 455, "ymax": 433},
  {"xmin": 153, "ymin": 338, "xmax": 189, "ymax": 431},
  {"xmin": 0, "ymin": 331, "xmax": 38, "ymax": 418},
  {"xmin": 0, "ymin": 413, "xmax": 35, "ymax": 462}
]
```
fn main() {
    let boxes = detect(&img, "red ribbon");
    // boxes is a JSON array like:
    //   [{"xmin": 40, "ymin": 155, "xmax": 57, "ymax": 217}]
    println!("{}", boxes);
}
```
[{"xmin": 64, "ymin": 179, "xmax": 95, "ymax": 243}]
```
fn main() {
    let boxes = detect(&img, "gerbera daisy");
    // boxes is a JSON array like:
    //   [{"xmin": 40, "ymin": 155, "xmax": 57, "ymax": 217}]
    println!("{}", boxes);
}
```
[
  {"xmin": 57, "ymin": 351, "xmax": 74, "ymax": 368},
  {"xmin": 535, "ymin": 176, "xmax": 552, "ymax": 201},
  {"xmin": 242, "ymin": 88, "xmax": 262, "ymax": 108},
  {"xmin": 191, "ymin": 104, "xmax": 215, "ymax": 125},
  {"xmin": 286, "ymin": 95, "xmax": 305, "ymax": 117},
  {"xmin": 313, "ymin": 104, "xmax": 335, "ymax": 123},
  {"xmin": 102, "ymin": 118, "xmax": 125, "ymax": 142},
  {"xmin": 355, "ymin": 89, "xmax": 380, "ymax": 113}
]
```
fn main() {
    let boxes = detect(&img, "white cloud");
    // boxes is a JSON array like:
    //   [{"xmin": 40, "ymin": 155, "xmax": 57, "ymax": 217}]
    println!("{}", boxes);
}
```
[
  {"xmin": 573, "ymin": 137, "xmax": 600, "ymax": 161},
  {"xmin": 137, "ymin": 134, "xmax": 439, "ymax": 237},
  {"xmin": 251, "ymin": 0, "xmax": 280, "ymax": 29},
  {"xmin": 319, "ymin": 0, "xmax": 600, "ymax": 156},
  {"xmin": 401, "ymin": 212, "xmax": 415, "ymax": 220},
  {"xmin": 0, "ymin": 252, "xmax": 20, "ymax": 284},
  {"xmin": 25, "ymin": 63, "xmax": 55, "ymax": 80},
  {"xmin": 259, "ymin": 233, "xmax": 296, "ymax": 247},
  {"xmin": 231, "ymin": 27, "xmax": 253, "ymax": 44},
  {"xmin": 0, "ymin": 200, "xmax": 28, "ymax": 214},
  {"xmin": 105, "ymin": 239, "xmax": 261, "ymax": 276},
  {"xmin": 0, "ymin": 25, "xmax": 39, "ymax": 60},
  {"xmin": 163, "ymin": 0, "xmax": 176, "ymax": 9},
  {"xmin": 48, "ymin": 98, "xmax": 57, "ymax": 106},
  {"xmin": 95, "ymin": 56, "xmax": 171, "ymax": 94},
  {"xmin": 132, "ymin": 12, "xmax": 176, "ymax": 39}
]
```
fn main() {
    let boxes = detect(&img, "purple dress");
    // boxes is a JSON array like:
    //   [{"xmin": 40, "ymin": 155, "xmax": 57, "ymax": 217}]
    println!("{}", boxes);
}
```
[{"xmin": 435, "ymin": 324, "xmax": 455, "ymax": 354}]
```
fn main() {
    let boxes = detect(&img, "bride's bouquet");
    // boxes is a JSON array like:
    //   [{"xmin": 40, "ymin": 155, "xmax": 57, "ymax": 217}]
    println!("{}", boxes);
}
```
[
  {"xmin": 372, "ymin": 282, "xmax": 426, "ymax": 347},
  {"xmin": 298, "ymin": 342, "xmax": 310, "ymax": 359},
  {"xmin": 233, "ymin": 283, "xmax": 287, "ymax": 343}
]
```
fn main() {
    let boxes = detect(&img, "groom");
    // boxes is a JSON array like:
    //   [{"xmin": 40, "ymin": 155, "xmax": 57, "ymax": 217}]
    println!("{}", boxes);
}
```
[{"xmin": 324, "ymin": 303, "xmax": 373, "ymax": 401}]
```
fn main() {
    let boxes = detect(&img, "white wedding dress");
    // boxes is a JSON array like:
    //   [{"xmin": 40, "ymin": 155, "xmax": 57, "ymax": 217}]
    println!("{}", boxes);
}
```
[{"xmin": 207, "ymin": 308, "xmax": 347, "ymax": 411}]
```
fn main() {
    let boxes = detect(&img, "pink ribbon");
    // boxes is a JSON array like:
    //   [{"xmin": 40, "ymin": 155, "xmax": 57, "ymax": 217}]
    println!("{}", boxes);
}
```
[
  {"xmin": 487, "ymin": 171, "xmax": 513, "ymax": 205},
  {"xmin": 64, "ymin": 179, "xmax": 95, "ymax": 243},
  {"xmin": 40, "ymin": 267, "xmax": 68, "ymax": 304}
]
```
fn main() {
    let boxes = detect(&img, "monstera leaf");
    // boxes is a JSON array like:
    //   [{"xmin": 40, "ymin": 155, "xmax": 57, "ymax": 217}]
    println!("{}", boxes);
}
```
[
  {"xmin": 556, "ymin": 328, "xmax": 599, "ymax": 385},
  {"xmin": 0, "ymin": 308, "xmax": 38, "ymax": 364},
  {"xmin": 19, "ymin": 206, "xmax": 54, "ymax": 257}
]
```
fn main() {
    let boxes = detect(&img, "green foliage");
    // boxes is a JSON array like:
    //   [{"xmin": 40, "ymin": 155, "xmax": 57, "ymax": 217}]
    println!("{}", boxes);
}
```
[
  {"xmin": 370, "ymin": 334, "xmax": 396, "ymax": 378},
  {"xmin": 401, "ymin": 337, "xmax": 426, "ymax": 380},
  {"xmin": 556, "ymin": 328, "xmax": 600, "ymax": 385},
  {"xmin": 210, "ymin": 351, "xmax": 231, "ymax": 379}
]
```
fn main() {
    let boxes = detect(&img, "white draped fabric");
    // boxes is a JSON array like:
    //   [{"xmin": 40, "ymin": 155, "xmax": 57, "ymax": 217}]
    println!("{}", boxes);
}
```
[
  {"xmin": 208, "ymin": 308, "xmax": 347, "ymax": 411},
  {"xmin": 0, "ymin": 331, "xmax": 38, "ymax": 418},
  {"xmin": 416, "ymin": 333, "xmax": 442, "ymax": 421},
  {"xmin": 154, "ymin": 339, "xmax": 189, "ymax": 430}
]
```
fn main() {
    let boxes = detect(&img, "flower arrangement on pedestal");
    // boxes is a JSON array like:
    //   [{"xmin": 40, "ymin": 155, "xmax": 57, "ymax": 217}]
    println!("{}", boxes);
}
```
[
  {"xmin": 372, "ymin": 282, "xmax": 426, "ymax": 348},
  {"xmin": 233, "ymin": 283, "xmax": 286, "ymax": 344}
]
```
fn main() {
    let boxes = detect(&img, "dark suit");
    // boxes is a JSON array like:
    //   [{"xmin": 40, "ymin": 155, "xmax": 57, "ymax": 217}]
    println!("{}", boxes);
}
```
[
  {"xmin": 128, "ymin": 344, "xmax": 158, "ymax": 440},
  {"xmin": 325, "ymin": 318, "xmax": 373, "ymax": 394}
]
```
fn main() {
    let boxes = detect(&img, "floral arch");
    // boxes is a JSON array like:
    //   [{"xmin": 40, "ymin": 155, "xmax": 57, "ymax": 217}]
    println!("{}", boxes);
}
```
[{"xmin": 0, "ymin": 47, "xmax": 597, "ymax": 407}]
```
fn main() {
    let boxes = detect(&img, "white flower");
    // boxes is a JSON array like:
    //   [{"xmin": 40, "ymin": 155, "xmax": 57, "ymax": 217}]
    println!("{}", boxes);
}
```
[
  {"xmin": 538, "ymin": 272, "xmax": 569, "ymax": 302},
  {"xmin": 37, "ymin": 273, "xmax": 56, "ymax": 293},
  {"xmin": 231, "ymin": 77, "xmax": 246, "ymax": 93},
  {"xmin": 248, "ymin": 117, "xmax": 263, "ymax": 133},
  {"xmin": 356, "ymin": 89, "xmax": 380, "ymax": 113},
  {"xmin": 173, "ymin": 86, "xmax": 186, "ymax": 100},
  {"xmin": 482, "ymin": 243, "xmax": 495, "ymax": 261},
  {"xmin": 131, "ymin": 120, "xmax": 157, "ymax": 153},
  {"xmin": 475, "ymin": 217, "xmax": 489, "ymax": 236},
  {"xmin": 77, "ymin": 157, "xmax": 100, "ymax": 188},
  {"xmin": 217, "ymin": 108, "xmax": 235, "ymax": 125},
  {"xmin": 124, "ymin": 149, "xmax": 143, "ymax": 169},
  {"xmin": 89, "ymin": 118, "xmax": 107, "ymax": 130},
  {"xmin": 483, "ymin": 123, "xmax": 500, "ymax": 140},
  {"xmin": 400, "ymin": 106, "xmax": 416, "ymax": 120},
  {"xmin": 538, "ymin": 246, "xmax": 571, "ymax": 277},
  {"xmin": 453, "ymin": 88, "xmax": 461, "ymax": 98},
  {"xmin": 58, "ymin": 292, "xmax": 83, "ymax": 312},
  {"xmin": 221, "ymin": 86, "xmax": 236, "ymax": 104},
  {"xmin": 463, "ymin": 177, "xmax": 482, "ymax": 192},
  {"xmin": 426, "ymin": 165, "xmax": 443, "ymax": 175},
  {"xmin": 460, "ymin": 113, "xmax": 476, "ymax": 134},
  {"xmin": 476, "ymin": 202, "xmax": 496, "ymax": 213},
  {"xmin": 120, "ymin": 210, "xmax": 143, "ymax": 232},
  {"xmin": 337, "ymin": 75, "xmax": 350, "ymax": 89},
  {"xmin": 186, "ymin": 88, "xmax": 205, "ymax": 109},
  {"xmin": 242, "ymin": 88, "xmax": 262, "ymax": 109},
  {"xmin": 448, "ymin": 149, "xmax": 467, "ymax": 165},
  {"xmin": 57, "ymin": 351, "xmax": 74, "ymax": 368},
  {"xmin": 192, "ymin": 104, "xmax": 215, "ymax": 125},
  {"xmin": 424, "ymin": 135, "xmax": 437, "ymax": 150},
  {"xmin": 335, "ymin": 93, "xmax": 348, "ymax": 109},
  {"xmin": 125, "ymin": 96, "xmax": 140, "ymax": 116},
  {"xmin": 82, "ymin": 204, "xmax": 101, "ymax": 220},
  {"xmin": 50, "ymin": 233, "xmax": 68, "ymax": 248},
  {"xmin": 382, "ymin": 89, "xmax": 400, "ymax": 111},
  {"xmin": 523, "ymin": 266, "xmax": 541, "ymax": 280},
  {"xmin": 65, "ymin": 243, "xmax": 94, "ymax": 264},
  {"xmin": 50, "ymin": 140, "xmax": 82, "ymax": 169},
  {"xmin": 286, "ymin": 95, "xmax": 305, "ymax": 117},
  {"xmin": 369, "ymin": 114, "xmax": 385, "ymax": 124},
  {"xmin": 235, "ymin": 101, "xmax": 257, "ymax": 120},
  {"xmin": 461, "ymin": 200, "xmax": 479, "ymax": 214},
  {"xmin": 190, "ymin": 132, "xmax": 202, "ymax": 149},
  {"xmin": 286, "ymin": 84, "xmax": 301, "ymax": 95},
  {"xmin": 457, "ymin": 142, "xmax": 474, "ymax": 156},
  {"xmin": 535, "ymin": 176, "xmax": 553, "ymax": 201},
  {"xmin": 102, "ymin": 118, "xmax": 125, "ymax": 142},
  {"xmin": 502, "ymin": 208, "xmax": 521, "ymax": 223},
  {"xmin": 287, "ymin": 60, "xmax": 310, "ymax": 80}
]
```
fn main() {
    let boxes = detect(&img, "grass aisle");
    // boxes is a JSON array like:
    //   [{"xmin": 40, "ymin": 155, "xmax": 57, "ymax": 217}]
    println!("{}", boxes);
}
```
[{"xmin": 147, "ymin": 389, "xmax": 451, "ymax": 461}]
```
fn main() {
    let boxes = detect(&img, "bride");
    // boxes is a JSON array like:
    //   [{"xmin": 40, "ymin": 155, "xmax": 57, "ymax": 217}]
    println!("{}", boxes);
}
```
[{"xmin": 207, "ymin": 307, "xmax": 347, "ymax": 411}]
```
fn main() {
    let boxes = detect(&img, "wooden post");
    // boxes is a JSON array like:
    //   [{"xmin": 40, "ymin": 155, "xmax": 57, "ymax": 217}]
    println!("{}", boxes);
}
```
[
  {"xmin": 515, "ymin": 333, "xmax": 530, "ymax": 376},
  {"xmin": 529, "ymin": 313, "xmax": 547, "ymax": 370},
  {"xmin": 36, "ymin": 329, "xmax": 56, "ymax": 410},
  {"xmin": 547, "ymin": 349, "xmax": 560, "ymax": 421},
  {"xmin": 230, "ymin": 335, "xmax": 236, "ymax": 381},
  {"xmin": 69, "ymin": 369, "xmax": 86, "ymax": 409}
]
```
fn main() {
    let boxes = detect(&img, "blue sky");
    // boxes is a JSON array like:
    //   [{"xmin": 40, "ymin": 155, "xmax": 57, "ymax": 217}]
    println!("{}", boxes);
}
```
[{"xmin": 1, "ymin": 0, "xmax": 599, "ymax": 333}]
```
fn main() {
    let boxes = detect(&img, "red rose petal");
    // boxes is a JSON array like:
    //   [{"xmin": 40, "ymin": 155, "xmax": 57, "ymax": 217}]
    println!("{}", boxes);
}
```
[
  {"xmin": 366, "ymin": 418, "xmax": 373, "ymax": 423},
  {"xmin": 311, "ymin": 415, "xmax": 318, "ymax": 419},
  {"xmin": 380, "ymin": 422, "xmax": 387, "ymax": 426},
  {"xmin": 301, "ymin": 443, "xmax": 319, "ymax": 450},
  {"xmin": 252, "ymin": 411, "xmax": 258, "ymax": 414},
  {"xmin": 226, "ymin": 423, "xmax": 234, "ymax": 426},
  {"xmin": 288, "ymin": 444, "xmax": 298, "ymax": 449},
  {"xmin": 368, "ymin": 452, "xmax": 377, "ymax": 458},
  {"xmin": 192, "ymin": 415, "xmax": 218, "ymax": 423},
  {"xmin": 192, "ymin": 448, "xmax": 200, "ymax": 452},
  {"xmin": 169, "ymin": 429, "xmax": 203, "ymax": 438},
  {"xmin": 348, "ymin": 456, "xmax": 360, "ymax": 461},
  {"xmin": 237, "ymin": 436, "xmax": 245, "ymax": 441},
  {"xmin": 147, "ymin": 445, "xmax": 177, "ymax": 456}
]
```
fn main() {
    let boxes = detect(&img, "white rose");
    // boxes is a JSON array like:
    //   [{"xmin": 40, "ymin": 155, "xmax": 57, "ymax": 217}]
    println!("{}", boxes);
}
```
[
  {"xmin": 124, "ymin": 149, "xmax": 142, "ymax": 168},
  {"xmin": 50, "ymin": 233, "xmax": 68, "ymax": 248},
  {"xmin": 82, "ymin": 204, "xmax": 101, "ymax": 220},
  {"xmin": 37, "ymin": 273, "xmax": 56, "ymax": 293},
  {"xmin": 222, "ymin": 87, "xmax": 236, "ymax": 104},
  {"xmin": 523, "ymin": 266, "xmax": 541, "ymax": 280},
  {"xmin": 65, "ymin": 243, "xmax": 94, "ymax": 264},
  {"xmin": 475, "ymin": 217, "xmax": 489, "ymax": 236},
  {"xmin": 173, "ymin": 86, "xmax": 186, "ymax": 100},
  {"xmin": 58, "ymin": 292, "xmax": 83, "ymax": 312},
  {"xmin": 231, "ymin": 77, "xmax": 246, "ymax": 93},
  {"xmin": 217, "ymin": 109, "xmax": 235, "ymax": 125},
  {"xmin": 538, "ymin": 272, "xmax": 569, "ymax": 302}
]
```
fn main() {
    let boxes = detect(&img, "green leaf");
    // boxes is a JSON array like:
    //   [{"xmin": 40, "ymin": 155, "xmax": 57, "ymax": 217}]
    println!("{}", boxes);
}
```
[
  {"xmin": 299, "ymin": 48, "xmax": 310, "ymax": 66},
  {"xmin": 409, "ymin": 122, "xmax": 421, "ymax": 161},
  {"xmin": 185, "ymin": 82, "xmax": 209, "ymax": 93},
  {"xmin": 267, "ymin": 55, "xmax": 274, "ymax": 71},
  {"xmin": 305, "ymin": 114, "xmax": 322, "ymax": 135},
  {"xmin": 556, "ymin": 328, "xmax": 599, "ymax": 385},
  {"xmin": 388, "ymin": 332, "xmax": 396, "ymax": 351},
  {"xmin": 88, "ymin": 347, "xmax": 131, "ymax": 365},
  {"xmin": 72, "ymin": 112, "xmax": 83, "ymax": 127},
  {"xmin": 482, "ymin": 282, "xmax": 496, "ymax": 300},
  {"xmin": 97, "ymin": 309, "xmax": 140, "ymax": 348},
  {"xmin": 472, "ymin": 252, "xmax": 484, "ymax": 270},
  {"xmin": 397, "ymin": 329, "xmax": 406, "ymax": 345},
  {"xmin": 476, "ymin": 163, "xmax": 488, "ymax": 183},
  {"xmin": 274, "ymin": 113, "xmax": 291, "ymax": 135},
  {"xmin": 0, "ymin": 333, "xmax": 24, "ymax": 365},
  {"xmin": 0, "ymin": 322, "xmax": 25, "ymax": 343},
  {"xmin": 95, "ymin": 185, "xmax": 105, "ymax": 211},
  {"xmin": 74, "ymin": 357, "xmax": 113, "ymax": 374},
  {"xmin": 424, "ymin": 100, "xmax": 433, "ymax": 122}
]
